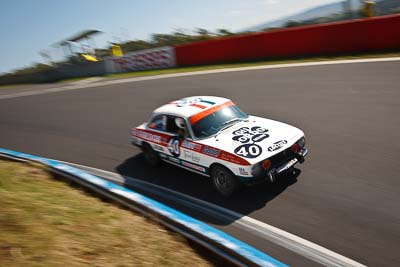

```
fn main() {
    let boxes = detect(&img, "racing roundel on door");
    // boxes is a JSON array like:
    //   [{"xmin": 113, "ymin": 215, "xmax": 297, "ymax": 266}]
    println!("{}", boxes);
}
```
[
  {"xmin": 232, "ymin": 126, "xmax": 269, "ymax": 158},
  {"xmin": 167, "ymin": 137, "xmax": 180, "ymax": 157}
]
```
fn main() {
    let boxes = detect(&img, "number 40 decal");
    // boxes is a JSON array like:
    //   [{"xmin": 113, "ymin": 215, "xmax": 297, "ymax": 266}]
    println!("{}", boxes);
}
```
[
  {"xmin": 167, "ymin": 138, "xmax": 180, "ymax": 157},
  {"xmin": 234, "ymin": 144, "xmax": 262, "ymax": 158}
]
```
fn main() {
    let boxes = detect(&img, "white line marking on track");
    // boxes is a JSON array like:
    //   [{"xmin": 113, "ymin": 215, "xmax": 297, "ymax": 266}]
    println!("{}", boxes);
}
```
[
  {"xmin": 69, "ymin": 77, "xmax": 105, "ymax": 85},
  {"xmin": 1, "ymin": 57, "xmax": 399, "ymax": 100},
  {"xmin": 57, "ymin": 159, "xmax": 367, "ymax": 267}
]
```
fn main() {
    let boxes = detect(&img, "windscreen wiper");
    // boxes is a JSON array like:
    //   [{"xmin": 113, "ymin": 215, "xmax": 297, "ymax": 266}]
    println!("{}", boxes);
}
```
[{"xmin": 214, "ymin": 118, "xmax": 247, "ymax": 139}]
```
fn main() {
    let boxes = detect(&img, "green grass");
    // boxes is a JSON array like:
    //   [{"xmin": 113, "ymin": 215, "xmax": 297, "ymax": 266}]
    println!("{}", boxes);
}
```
[
  {"xmin": 0, "ymin": 160, "xmax": 213, "ymax": 267},
  {"xmin": 2, "ymin": 51, "xmax": 399, "ymax": 88}
]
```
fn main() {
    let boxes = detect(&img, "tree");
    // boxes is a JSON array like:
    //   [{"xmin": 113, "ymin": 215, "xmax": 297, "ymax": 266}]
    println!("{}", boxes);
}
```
[
  {"xmin": 196, "ymin": 28, "xmax": 209, "ymax": 36},
  {"xmin": 217, "ymin": 29, "xmax": 233, "ymax": 36},
  {"xmin": 285, "ymin": 20, "xmax": 301, "ymax": 28}
]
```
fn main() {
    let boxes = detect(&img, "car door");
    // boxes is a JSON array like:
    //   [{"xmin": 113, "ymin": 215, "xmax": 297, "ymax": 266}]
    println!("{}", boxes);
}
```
[
  {"xmin": 161, "ymin": 115, "xmax": 203, "ymax": 173},
  {"xmin": 144, "ymin": 114, "xmax": 185, "ymax": 163},
  {"xmin": 164, "ymin": 115, "xmax": 186, "ymax": 161},
  {"xmin": 169, "ymin": 116, "xmax": 207, "ymax": 174}
]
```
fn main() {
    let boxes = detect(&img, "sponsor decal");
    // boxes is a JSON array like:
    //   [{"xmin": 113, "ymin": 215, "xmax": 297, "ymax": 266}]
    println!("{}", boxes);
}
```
[
  {"xmin": 239, "ymin": 167, "xmax": 249, "ymax": 176},
  {"xmin": 183, "ymin": 150, "xmax": 192, "ymax": 159},
  {"xmin": 182, "ymin": 161, "xmax": 206, "ymax": 172},
  {"xmin": 268, "ymin": 140, "xmax": 288, "ymax": 152},
  {"xmin": 152, "ymin": 144, "xmax": 164, "ymax": 152},
  {"xmin": 133, "ymin": 129, "xmax": 163, "ymax": 144},
  {"xmin": 232, "ymin": 126, "xmax": 269, "ymax": 158},
  {"xmin": 219, "ymin": 152, "xmax": 247, "ymax": 165},
  {"xmin": 183, "ymin": 150, "xmax": 201, "ymax": 163},
  {"xmin": 192, "ymin": 154, "xmax": 200, "ymax": 163},
  {"xmin": 167, "ymin": 156, "xmax": 181, "ymax": 164},
  {"xmin": 202, "ymin": 146, "xmax": 221, "ymax": 157},
  {"xmin": 232, "ymin": 126, "xmax": 269, "ymax": 144},
  {"xmin": 181, "ymin": 140, "xmax": 202, "ymax": 151},
  {"xmin": 107, "ymin": 46, "xmax": 175, "ymax": 73}
]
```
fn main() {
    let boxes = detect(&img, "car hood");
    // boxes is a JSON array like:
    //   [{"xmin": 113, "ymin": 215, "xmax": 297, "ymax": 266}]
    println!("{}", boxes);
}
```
[{"xmin": 197, "ymin": 115, "xmax": 304, "ymax": 165}]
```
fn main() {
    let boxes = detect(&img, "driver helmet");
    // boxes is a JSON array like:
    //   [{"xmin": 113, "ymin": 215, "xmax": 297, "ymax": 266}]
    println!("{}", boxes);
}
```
[{"xmin": 175, "ymin": 117, "xmax": 186, "ymax": 129}]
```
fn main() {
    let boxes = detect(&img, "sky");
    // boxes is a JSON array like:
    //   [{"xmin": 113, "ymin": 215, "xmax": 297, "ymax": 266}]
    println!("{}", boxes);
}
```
[{"xmin": 0, "ymin": 0, "xmax": 340, "ymax": 74}]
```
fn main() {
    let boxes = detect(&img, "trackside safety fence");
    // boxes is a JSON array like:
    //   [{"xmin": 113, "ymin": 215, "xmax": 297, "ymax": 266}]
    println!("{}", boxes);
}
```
[
  {"xmin": 2, "ymin": 15, "xmax": 399, "ymax": 85},
  {"xmin": 0, "ymin": 148, "xmax": 287, "ymax": 267},
  {"xmin": 174, "ymin": 14, "xmax": 400, "ymax": 66},
  {"xmin": 106, "ymin": 14, "xmax": 400, "ymax": 72}
]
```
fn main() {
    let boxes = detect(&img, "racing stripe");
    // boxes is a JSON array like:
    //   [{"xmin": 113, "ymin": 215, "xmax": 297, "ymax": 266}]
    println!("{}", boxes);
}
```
[
  {"xmin": 190, "ymin": 103, "xmax": 207, "ymax": 109},
  {"xmin": 200, "ymin": 100, "xmax": 216, "ymax": 105},
  {"xmin": 189, "ymin": 100, "xmax": 234, "ymax": 125},
  {"xmin": 133, "ymin": 128, "xmax": 251, "ymax": 166}
]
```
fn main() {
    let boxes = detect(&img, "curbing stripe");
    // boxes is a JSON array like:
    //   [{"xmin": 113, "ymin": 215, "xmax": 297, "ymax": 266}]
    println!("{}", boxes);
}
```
[
  {"xmin": 0, "ymin": 147, "xmax": 287, "ymax": 267},
  {"xmin": 61, "ymin": 160, "xmax": 367, "ymax": 267}
]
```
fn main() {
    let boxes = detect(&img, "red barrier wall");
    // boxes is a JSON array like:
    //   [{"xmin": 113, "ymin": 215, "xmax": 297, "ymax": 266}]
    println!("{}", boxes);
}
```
[{"xmin": 175, "ymin": 14, "xmax": 400, "ymax": 66}]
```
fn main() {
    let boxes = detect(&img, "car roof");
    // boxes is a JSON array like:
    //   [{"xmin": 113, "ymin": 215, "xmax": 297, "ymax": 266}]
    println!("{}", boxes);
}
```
[{"xmin": 153, "ymin": 96, "xmax": 232, "ymax": 119}]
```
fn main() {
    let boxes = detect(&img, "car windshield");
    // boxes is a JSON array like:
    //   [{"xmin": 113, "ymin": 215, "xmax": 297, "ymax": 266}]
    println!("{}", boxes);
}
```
[{"xmin": 190, "ymin": 105, "xmax": 248, "ymax": 139}]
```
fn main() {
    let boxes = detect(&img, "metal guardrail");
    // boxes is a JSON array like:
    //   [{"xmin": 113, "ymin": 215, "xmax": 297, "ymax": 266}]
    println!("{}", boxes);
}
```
[{"xmin": 0, "ymin": 148, "xmax": 287, "ymax": 267}]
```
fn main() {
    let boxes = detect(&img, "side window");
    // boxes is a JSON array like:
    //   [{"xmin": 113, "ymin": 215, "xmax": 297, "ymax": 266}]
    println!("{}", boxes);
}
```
[
  {"xmin": 148, "ymin": 115, "xmax": 167, "ymax": 131},
  {"xmin": 166, "ymin": 116, "xmax": 191, "ymax": 139}
]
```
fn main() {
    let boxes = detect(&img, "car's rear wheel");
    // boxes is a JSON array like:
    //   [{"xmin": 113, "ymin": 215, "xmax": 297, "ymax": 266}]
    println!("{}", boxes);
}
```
[
  {"xmin": 142, "ymin": 143, "xmax": 161, "ymax": 167},
  {"xmin": 211, "ymin": 165, "xmax": 240, "ymax": 197}
]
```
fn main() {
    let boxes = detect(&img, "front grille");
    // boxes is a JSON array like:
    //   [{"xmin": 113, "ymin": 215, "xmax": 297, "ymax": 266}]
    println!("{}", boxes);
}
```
[{"xmin": 270, "ymin": 147, "xmax": 295, "ymax": 167}]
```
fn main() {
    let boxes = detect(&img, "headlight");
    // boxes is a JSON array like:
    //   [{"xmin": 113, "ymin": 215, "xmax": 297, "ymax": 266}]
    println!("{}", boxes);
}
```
[{"xmin": 297, "ymin": 137, "xmax": 305, "ymax": 148}]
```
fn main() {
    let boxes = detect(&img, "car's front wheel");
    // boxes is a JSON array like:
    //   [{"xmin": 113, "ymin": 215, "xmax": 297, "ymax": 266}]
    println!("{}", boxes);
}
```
[
  {"xmin": 142, "ymin": 143, "xmax": 161, "ymax": 167},
  {"xmin": 211, "ymin": 165, "xmax": 240, "ymax": 197}
]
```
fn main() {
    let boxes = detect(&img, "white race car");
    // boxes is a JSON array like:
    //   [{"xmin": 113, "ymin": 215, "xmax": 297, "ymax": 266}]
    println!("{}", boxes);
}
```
[{"xmin": 131, "ymin": 96, "xmax": 308, "ymax": 196}]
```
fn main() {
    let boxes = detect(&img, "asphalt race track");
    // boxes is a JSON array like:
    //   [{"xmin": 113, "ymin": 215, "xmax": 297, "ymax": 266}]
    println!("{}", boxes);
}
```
[{"xmin": 1, "ymin": 61, "xmax": 399, "ymax": 266}]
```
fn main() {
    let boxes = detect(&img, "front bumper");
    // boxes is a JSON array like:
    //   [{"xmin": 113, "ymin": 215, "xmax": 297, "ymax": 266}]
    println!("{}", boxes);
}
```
[
  {"xmin": 274, "ymin": 147, "xmax": 308, "ymax": 174},
  {"xmin": 244, "ymin": 148, "xmax": 308, "ymax": 186}
]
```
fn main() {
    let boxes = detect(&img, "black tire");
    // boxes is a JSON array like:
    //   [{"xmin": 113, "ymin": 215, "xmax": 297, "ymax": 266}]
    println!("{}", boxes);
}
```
[
  {"xmin": 142, "ymin": 143, "xmax": 161, "ymax": 167},
  {"xmin": 211, "ymin": 165, "xmax": 240, "ymax": 197}
]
